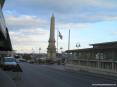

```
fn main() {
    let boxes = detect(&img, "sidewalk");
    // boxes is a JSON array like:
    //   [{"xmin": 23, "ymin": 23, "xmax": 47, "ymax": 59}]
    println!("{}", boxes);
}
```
[
  {"xmin": 43, "ymin": 64, "xmax": 117, "ymax": 81},
  {"xmin": 0, "ymin": 69, "xmax": 16, "ymax": 87}
]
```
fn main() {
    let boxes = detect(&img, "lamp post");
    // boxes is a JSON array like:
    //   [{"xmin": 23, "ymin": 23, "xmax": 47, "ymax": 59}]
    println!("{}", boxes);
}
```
[
  {"xmin": 76, "ymin": 43, "xmax": 80, "ymax": 49},
  {"xmin": 32, "ymin": 48, "xmax": 35, "ymax": 63},
  {"xmin": 39, "ymin": 48, "xmax": 41, "ymax": 59},
  {"xmin": 60, "ymin": 47, "xmax": 63, "ymax": 53},
  {"xmin": 39, "ymin": 48, "xmax": 41, "ymax": 54},
  {"xmin": 38, "ymin": 48, "xmax": 41, "ymax": 64}
]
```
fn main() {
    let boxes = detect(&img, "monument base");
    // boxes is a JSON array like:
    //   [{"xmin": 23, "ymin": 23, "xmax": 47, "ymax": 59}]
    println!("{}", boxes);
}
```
[
  {"xmin": 47, "ymin": 47, "xmax": 56, "ymax": 60},
  {"xmin": 45, "ymin": 59, "xmax": 55, "ymax": 64}
]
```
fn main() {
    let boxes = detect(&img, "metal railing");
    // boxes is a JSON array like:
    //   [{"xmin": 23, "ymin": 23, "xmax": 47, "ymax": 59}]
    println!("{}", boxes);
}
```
[{"xmin": 68, "ymin": 59, "xmax": 117, "ymax": 72}]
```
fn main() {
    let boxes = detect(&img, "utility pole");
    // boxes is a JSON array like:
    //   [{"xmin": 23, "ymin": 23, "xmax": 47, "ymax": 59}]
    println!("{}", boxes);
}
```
[
  {"xmin": 68, "ymin": 29, "xmax": 70, "ymax": 50},
  {"xmin": 39, "ymin": 48, "xmax": 41, "ymax": 54},
  {"xmin": 57, "ymin": 30, "xmax": 58, "ymax": 53}
]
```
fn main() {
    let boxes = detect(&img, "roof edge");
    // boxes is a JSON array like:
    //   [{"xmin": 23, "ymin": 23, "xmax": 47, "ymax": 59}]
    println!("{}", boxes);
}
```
[
  {"xmin": 90, "ymin": 41, "xmax": 117, "ymax": 46},
  {"xmin": 0, "ymin": 0, "xmax": 5, "ymax": 8}
]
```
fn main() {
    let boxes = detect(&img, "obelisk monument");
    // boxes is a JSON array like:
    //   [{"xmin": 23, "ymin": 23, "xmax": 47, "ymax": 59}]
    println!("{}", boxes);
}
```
[{"xmin": 47, "ymin": 14, "xmax": 56, "ymax": 61}]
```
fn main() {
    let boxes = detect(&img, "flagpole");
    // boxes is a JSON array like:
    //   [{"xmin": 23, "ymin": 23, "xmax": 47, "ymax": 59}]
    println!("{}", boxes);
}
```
[
  {"xmin": 68, "ymin": 29, "xmax": 70, "ymax": 50},
  {"xmin": 57, "ymin": 30, "xmax": 58, "ymax": 53}
]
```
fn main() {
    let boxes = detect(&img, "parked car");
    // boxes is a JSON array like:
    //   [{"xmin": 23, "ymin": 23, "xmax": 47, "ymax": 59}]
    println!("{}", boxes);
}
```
[
  {"xmin": 27, "ymin": 60, "xmax": 34, "ymax": 64},
  {"xmin": 18, "ymin": 58, "xmax": 27, "ymax": 62},
  {"xmin": 1, "ymin": 57, "xmax": 17, "ymax": 70}
]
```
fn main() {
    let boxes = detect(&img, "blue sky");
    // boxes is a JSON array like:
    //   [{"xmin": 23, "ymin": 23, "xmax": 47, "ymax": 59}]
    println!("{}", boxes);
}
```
[{"xmin": 2, "ymin": 0, "xmax": 117, "ymax": 53}]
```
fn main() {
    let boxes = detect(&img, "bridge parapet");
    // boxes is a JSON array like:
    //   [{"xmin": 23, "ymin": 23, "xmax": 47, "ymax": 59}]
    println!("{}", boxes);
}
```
[{"xmin": 66, "ymin": 59, "xmax": 117, "ymax": 76}]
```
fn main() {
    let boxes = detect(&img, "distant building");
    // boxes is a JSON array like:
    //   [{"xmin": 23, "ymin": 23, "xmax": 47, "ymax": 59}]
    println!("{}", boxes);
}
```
[
  {"xmin": 66, "ymin": 41, "xmax": 117, "ymax": 61},
  {"xmin": 0, "ymin": 0, "xmax": 13, "ymax": 57},
  {"xmin": 66, "ymin": 41, "xmax": 117, "ymax": 76}
]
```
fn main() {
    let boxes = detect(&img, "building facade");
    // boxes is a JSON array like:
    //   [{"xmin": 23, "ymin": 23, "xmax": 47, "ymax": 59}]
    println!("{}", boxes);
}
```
[
  {"xmin": 66, "ymin": 41, "xmax": 117, "ymax": 76},
  {"xmin": 0, "ymin": 0, "xmax": 13, "ymax": 57}
]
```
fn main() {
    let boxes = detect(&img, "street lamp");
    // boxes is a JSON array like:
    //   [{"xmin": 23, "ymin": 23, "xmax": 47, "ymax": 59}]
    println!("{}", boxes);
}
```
[
  {"xmin": 39, "ymin": 48, "xmax": 41, "ymax": 54},
  {"xmin": 38, "ymin": 48, "xmax": 41, "ymax": 64},
  {"xmin": 32, "ymin": 48, "xmax": 36, "ymax": 62},
  {"xmin": 60, "ymin": 47, "xmax": 63, "ymax": 53},
  {"xmin": 76, "ymin": 43, "xmax": 80, "ymax": 49}
]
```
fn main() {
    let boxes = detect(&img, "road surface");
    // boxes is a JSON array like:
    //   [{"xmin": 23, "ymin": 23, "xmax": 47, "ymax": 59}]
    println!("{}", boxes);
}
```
[{"xmin": 15, "ymin": 63, "xmax": 117, "ymax": 87}]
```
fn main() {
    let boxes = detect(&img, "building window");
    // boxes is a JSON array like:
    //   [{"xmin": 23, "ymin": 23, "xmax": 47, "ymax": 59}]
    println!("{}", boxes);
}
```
[{"xmin": 96, "ymin": 53, "xmax": 104, "ymax": 60}]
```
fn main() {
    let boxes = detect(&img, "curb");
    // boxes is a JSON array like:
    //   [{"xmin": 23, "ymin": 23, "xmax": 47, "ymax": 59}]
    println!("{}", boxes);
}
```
[{"xmin": 65, "ymin": 66, "xmax": 117, "ymax": 81}]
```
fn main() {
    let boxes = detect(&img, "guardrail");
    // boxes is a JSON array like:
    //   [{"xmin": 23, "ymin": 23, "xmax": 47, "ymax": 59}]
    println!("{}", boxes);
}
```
[{"xmin": 66, "ymin": 59, "xmax": 117, "ymax": 76}]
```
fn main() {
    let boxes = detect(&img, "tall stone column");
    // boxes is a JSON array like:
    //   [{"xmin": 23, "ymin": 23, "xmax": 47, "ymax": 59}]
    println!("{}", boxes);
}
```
[{"xmin": 47, "ymin": 14, "xmax": 56, "ymax": 61}]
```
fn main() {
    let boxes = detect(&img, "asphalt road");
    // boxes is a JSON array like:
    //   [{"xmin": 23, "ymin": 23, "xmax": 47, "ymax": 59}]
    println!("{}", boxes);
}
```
[{"xmin": 15, "ymin": 63, "xmax": 117, "ymax": 87}]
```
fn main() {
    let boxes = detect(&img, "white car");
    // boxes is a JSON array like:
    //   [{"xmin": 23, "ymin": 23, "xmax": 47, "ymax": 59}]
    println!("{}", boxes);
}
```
[{"xmin": 1, "ymin": 57, "xmax": 17, "ymax": 70}]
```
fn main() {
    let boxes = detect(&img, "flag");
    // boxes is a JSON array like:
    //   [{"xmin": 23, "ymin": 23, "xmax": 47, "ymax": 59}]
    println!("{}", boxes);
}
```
[
  {"xmin": 76, "ymin": 44, "xmax": 80, "ymax": 48},
  {"xmin": 59, "ymin": 31, "xmax": 63, "ymax": 40}
]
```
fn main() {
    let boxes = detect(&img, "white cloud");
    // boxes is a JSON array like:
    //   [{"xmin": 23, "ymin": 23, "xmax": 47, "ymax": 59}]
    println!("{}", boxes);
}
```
[
  {"xmin": 112, "ymin": 31, "xmax": 117, "ymax": 35},
  {"xmin": 57, "ymin": 22, "xmax": 91, "ymax": 30},
  {"xmin": 11, "ymin": 0, "xmax": 117, "ymax": 9},
  {"xmin": 4, "ymin": 14, "xmax": 48, "ymax": 30},
  {"xmin": 88, "ymin": 15, "xmax": 117, "ymax": 21},
  {"xmin": 3, "ymin": 13, "xmax": 50, "ymax": 53},
  {"xmin": 4, "ymin": 0, "xmax": 117, "ymax": 23},
  {"xmin": 9, "ymin": 28, "xmax": 49, "ymax": 53}
]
